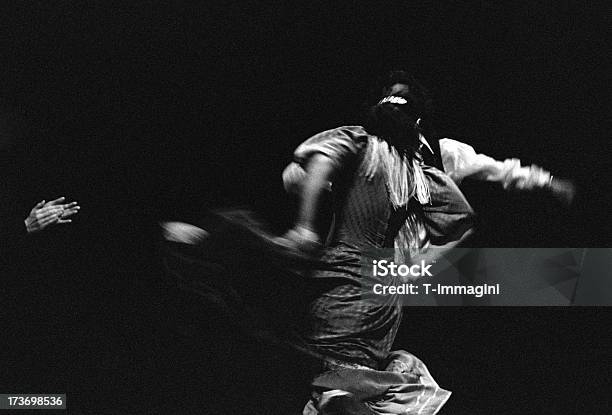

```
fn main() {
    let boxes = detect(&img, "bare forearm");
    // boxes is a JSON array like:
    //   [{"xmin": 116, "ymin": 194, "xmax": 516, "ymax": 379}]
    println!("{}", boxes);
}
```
[{"xmin": 295, "ymin": 153, "xmax": 336, "ymax": 234}]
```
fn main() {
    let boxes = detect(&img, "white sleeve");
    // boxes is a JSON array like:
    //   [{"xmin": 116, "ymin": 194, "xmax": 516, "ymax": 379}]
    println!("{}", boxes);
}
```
[{"xmin": 439, "ymin": 138, "xmax": 551, "ymax": 190}]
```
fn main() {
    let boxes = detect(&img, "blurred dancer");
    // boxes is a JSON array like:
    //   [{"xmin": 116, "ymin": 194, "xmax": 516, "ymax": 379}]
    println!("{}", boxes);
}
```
[
  {"xmin": 163, "ymin": 74, "xmax": 474, "ymax": 414},
  {"xmin": 281, "ymin": 81, "xmax": 474, "ymax": 414}
]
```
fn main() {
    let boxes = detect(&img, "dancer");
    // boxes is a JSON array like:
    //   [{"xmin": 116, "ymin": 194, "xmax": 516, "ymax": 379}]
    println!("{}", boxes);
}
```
[
  {"xmin": 282, "ymin": 89, "xmax": 474, "ymax": 415},
  {"xmin": 162, "ymin": 74, "xmax": 474, "ymax": 414}
]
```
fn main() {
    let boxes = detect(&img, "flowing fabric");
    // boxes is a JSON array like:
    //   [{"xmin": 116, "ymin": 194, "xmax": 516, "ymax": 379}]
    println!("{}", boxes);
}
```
[
  {"xmin": 303, "ymin": 351, "xmax": 451, "ymax": 415},
  {"xmin": 162, "ymin": 126, "xmax": 473, "ymax": 414},
  {"xmin": 283, "ymin": 126, "xmax": 472, "ymax": 414}
]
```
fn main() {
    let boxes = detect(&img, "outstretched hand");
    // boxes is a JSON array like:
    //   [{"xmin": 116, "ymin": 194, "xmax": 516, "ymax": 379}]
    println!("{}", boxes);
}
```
[
  {"xmin": 24, "ymin": 197, "xmax": 81, "ymax": 233},
  {"xmin": 160, "ymin": 221, "xmax": 209, "ymax": 244},
  {"xmin": 499, "ymin": 161, "xmax": 550, "ymax": 191},
  {"xmin": 275, "ymin": 225, "xmax": 323, "ymax": 255},
  {"xmin": 500, "ymin": 163, "xmax": 575, "ymax": 205}
]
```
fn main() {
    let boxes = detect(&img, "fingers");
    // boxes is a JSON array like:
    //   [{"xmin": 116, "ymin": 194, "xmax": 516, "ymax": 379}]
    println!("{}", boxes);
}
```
[
  {"xmin": 60, "ymin": 201, "xmax": 79, "ymax": 209},
  {"xmin": 29, "ymin": 199, "xmax": 80, "ymax": 230},
  {"xmin": 26, "ymin": 198, "xmax": 80, "ymax": 231},
  {"xmin": 42, "ymin": 197, "xmax": 80, "ymax": 208},
  {"xmin": 44, "ymin": 197, "xmax": 66, "ymax": 206},
  {"xmin": 36, "ymin": 206, "xmax": 65, "ymax": 219},
  {"xmin": 60, "ymin": 206, "xmax": 80, "ymax": 218},
  {"xmin": 38, "ymin": 213, "xmax": 61, "ymax": 229},
  {"xmin": 29, "ymin": 200, "xmax": 46, "ymax": 215},
  {"xmin": 32, "ymin": 206, "xmax": 78, "ymax": 230}
]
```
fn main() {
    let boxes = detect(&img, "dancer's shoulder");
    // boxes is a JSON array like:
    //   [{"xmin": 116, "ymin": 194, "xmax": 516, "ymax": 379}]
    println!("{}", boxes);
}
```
[{"xmin": 293, "ymin": 126, "xmax": 369, "ymax": 167}]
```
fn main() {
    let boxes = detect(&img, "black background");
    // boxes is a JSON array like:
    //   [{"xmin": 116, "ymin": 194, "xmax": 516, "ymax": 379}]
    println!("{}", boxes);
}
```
[{"xmin": 1, "ymin": 2, "xmax": 611, "ymax": 414}]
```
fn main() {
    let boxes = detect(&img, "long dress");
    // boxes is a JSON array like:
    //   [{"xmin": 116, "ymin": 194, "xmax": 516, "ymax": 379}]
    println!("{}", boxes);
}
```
[
  {"xmin": 283, "ymin": 126, "xmax": 474, "ymax": 414},
  {"xmin": 162, "ymin": 125, "xmax": 474, "ymax": 414}
]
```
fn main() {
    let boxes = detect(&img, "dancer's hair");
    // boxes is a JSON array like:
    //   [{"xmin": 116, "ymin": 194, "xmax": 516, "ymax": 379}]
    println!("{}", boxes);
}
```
[
  {"xmin": 360, "ymin": 71, "xmax": 433, "ymax": 207},
  {"xmin": 363, "ymin": 70, "xmax": 434, "ymax": 153}
]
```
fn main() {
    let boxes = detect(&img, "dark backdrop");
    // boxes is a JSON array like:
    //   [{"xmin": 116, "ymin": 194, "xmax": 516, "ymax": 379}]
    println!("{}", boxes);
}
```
[{"xmin": 1, "ymin": 2, "xmax": 610, "ymax": 414}]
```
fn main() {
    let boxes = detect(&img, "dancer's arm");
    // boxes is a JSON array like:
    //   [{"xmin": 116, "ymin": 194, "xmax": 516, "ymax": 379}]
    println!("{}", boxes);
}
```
[
  {"xmin": 439, "ymin": 138, "xmax": 575, "ymax": 205},
  {"xmin": 282, "ymin": 127, "xmax": 368, "ymax": 252},
  {"xmin": 285, "ymin": 153, "xmax": 337, "ymax": 252}
]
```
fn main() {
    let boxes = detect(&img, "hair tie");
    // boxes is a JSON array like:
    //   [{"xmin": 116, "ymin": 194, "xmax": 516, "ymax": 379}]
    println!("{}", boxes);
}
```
[{"xmin": 378, "ymin": 95, "xmax": 408, "ymax": 105}]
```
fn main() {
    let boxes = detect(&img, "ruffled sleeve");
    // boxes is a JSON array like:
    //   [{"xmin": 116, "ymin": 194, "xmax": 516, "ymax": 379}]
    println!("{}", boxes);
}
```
[
  {"xmin": 439, "ymin": 138, "xmax": 551, "ymax": 189},
  {"xmin": 294, "ymin": 126, "xmax": 368, "ymax": 168},
  {"xmin": 283, "ymin": 126, "xmax": 369, "ymax": 194},
  {"xmin": 439, "ymin": 138, "xmax": 504, "ymax": 184},
  {"xmin": 420, "ymin": 165, "xmax": 475, "ymax": 245}
]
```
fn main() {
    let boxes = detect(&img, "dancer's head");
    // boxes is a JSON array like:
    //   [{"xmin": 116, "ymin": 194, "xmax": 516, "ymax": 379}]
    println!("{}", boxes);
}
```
[{"xmin": 364, "ymin": 70, "xmax": 433, "ymax": 154}]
